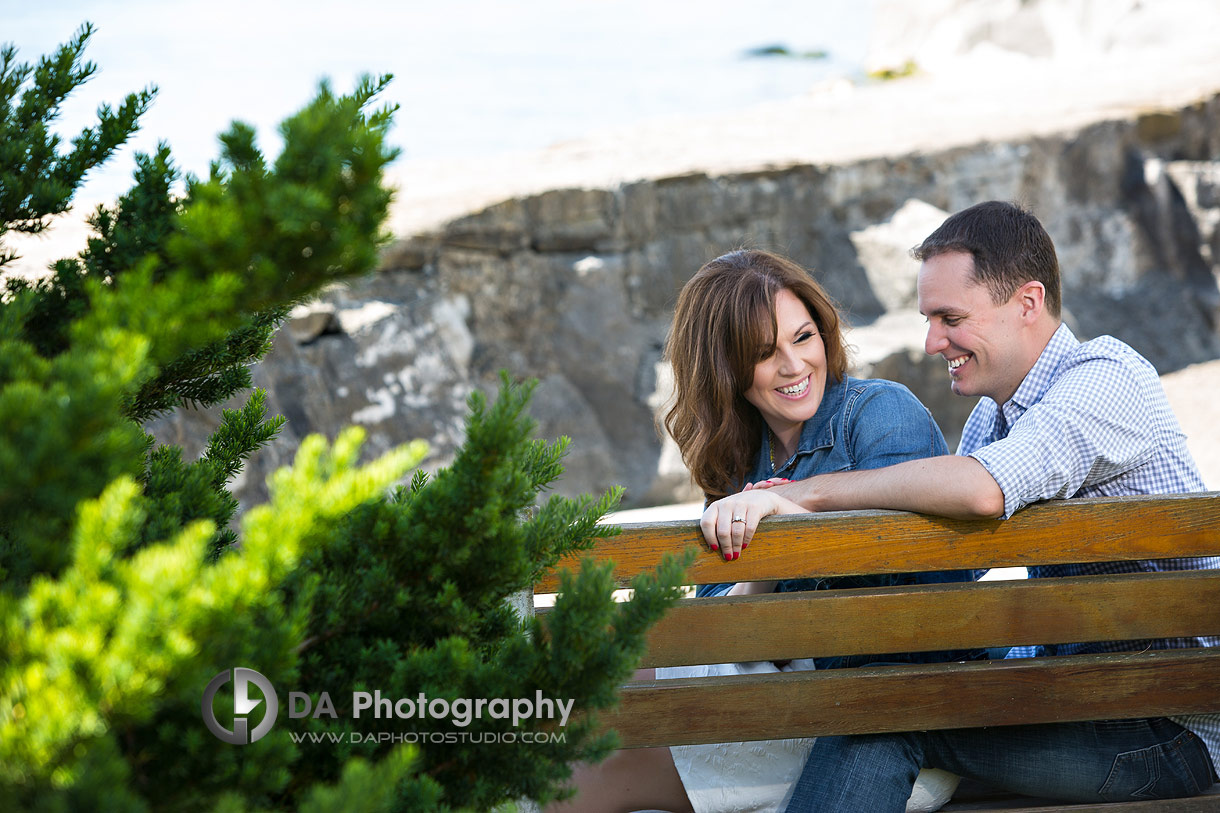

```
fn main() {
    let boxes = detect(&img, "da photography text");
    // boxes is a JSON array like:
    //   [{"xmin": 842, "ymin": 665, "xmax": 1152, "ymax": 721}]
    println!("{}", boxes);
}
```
[
  {"xmin": 202, "ymin": 667, "xmax": 575, "ymax": 746},
  {"xmin": 295, "ymin": 688, "xmax": 574, "ymax": 727}
]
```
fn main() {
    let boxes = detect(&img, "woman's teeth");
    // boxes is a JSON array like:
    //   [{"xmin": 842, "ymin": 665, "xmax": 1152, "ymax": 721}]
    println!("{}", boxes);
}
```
[{"xmin": 778, "ymin": 378, "xmax": 808, "ymax": 395}]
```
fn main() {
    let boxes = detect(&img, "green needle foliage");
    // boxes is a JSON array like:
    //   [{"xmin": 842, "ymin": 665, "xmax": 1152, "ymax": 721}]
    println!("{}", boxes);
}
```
[
  {"xmin": 0, "ymin": 23, "xmax": 156, "ymax": 268},
  {"xmin": 0, "ymin": 26, "xmax": 690, "ymax": 813}
]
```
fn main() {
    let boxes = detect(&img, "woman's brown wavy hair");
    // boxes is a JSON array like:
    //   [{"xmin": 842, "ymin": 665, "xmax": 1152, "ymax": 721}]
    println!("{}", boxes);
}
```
[{"xmin": 663, "ymin": 250, "xmax": 848, "ymax": 499}]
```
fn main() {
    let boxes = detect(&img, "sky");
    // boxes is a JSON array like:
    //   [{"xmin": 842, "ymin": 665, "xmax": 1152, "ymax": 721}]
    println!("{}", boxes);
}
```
[{"xmin": 5, "ymin": 0, "xmax": 874, "ymax": 206}]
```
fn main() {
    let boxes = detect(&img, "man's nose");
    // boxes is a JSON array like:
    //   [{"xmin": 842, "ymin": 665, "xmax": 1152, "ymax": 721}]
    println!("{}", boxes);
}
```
[{"xmin": 925, "ymin": 323, "xmax": 948, "ymax": 356}]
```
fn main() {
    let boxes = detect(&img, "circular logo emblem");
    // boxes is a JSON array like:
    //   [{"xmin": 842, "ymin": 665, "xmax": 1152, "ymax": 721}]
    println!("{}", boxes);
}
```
[{"xmin": 201, "ymin": 667, "xmax": 279, "ymax": 744}]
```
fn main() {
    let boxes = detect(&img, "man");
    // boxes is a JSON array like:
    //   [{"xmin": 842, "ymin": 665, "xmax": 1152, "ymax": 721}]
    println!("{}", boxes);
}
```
[{"xmin": 703, "ymin": 201, "xmax": 1218, "ymax": 808}]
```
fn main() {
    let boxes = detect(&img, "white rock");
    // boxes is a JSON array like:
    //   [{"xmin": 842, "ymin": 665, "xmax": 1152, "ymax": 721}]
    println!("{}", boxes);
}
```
[
  {"xmin": 286, "ymin": 302, "xmax": 337, "ymax": 344},
  {"xmin": 850, "ymin": 199, "xmax": 950, "ymax": 312}
]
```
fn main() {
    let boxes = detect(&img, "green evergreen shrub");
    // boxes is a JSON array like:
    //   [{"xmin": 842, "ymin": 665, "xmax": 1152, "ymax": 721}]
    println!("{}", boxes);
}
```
[{"xmin": 1, "ymin": 25, "xmax": 690, "ymax": 812}]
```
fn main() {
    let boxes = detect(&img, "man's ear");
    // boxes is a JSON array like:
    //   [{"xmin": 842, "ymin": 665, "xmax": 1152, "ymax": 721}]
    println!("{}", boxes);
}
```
[{"xmin": 1016, "ymin": 281, "xmax": 1045, "ymax": 323}]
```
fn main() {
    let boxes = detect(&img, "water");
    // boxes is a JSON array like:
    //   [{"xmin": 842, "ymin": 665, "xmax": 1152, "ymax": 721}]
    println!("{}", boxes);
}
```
[{"xmin": 5, "ymin": 0, "xmax": 874, "ymax": 206}]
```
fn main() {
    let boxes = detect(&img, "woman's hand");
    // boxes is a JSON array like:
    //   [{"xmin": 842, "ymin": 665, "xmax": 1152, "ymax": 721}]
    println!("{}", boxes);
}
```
[
  {"xmin": 700, "ymin": 485, "xmax": 807, "ymax": 561},
  {"xmin": 743, "ymin": 477, "xmax": 789, "ymax": 491}
]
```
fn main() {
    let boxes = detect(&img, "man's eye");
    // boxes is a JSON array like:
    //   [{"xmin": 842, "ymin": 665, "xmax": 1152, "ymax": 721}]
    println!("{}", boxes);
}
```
[{"xmin": 943, "ymin": 318, "xmax": 962, "ymax": 327}]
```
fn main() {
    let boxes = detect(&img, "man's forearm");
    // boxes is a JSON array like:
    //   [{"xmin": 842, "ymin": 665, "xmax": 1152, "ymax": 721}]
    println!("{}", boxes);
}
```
[{"xmin": 772, "ymin": 456, "xmax": 1005, "ymax": 519}]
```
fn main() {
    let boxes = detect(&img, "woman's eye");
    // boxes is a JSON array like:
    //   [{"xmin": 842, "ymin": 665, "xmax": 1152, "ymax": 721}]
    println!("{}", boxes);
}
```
[{"xmin": 795, "ymin": 331, "xmax": 815, "ymax": 343}]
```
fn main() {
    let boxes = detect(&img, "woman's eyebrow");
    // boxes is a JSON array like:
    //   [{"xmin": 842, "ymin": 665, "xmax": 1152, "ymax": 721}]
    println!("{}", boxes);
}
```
[{"xmin": 791, "ymin": 321, "xmax": 815, "ymax": 336}]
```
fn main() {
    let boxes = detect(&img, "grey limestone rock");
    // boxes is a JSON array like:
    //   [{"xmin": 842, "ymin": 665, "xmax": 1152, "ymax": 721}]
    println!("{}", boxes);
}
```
[{"xmin": 151, "ymin": 93, "xmax": 1220, "ymax": 513}]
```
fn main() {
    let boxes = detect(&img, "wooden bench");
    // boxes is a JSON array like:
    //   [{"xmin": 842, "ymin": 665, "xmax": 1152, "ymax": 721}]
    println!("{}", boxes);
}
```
[{"xmin": 535, "ymin": 492, "xmax": 1220, "ymax": 811}]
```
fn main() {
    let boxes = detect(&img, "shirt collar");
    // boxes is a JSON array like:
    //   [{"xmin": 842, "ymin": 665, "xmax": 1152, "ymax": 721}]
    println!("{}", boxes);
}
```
[
  {"xmin": 762, "ymin": 375, "xmax": 846, "ymax": 471},
  {"xmin": 1005, "ymin": 322, "xmax": 1078, "ymax": 414}
]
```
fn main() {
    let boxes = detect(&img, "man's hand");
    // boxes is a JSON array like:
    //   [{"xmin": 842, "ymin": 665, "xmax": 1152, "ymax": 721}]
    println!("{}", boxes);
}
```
[{"xmin": 700, "ymin": 486, "xmax": 808, "ymax": 560}]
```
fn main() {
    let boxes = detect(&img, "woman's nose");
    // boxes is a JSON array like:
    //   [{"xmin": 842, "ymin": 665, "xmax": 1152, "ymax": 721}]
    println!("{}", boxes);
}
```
[{"xmin": 776, "ymin": 345, "xmax": 801, "ymax": 374}]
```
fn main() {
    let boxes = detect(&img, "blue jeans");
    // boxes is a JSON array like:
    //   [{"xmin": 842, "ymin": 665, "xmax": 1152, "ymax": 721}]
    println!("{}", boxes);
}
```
[{"xmin": 783, "ymin": 718, "xmax": 1217, "ymax": 811}]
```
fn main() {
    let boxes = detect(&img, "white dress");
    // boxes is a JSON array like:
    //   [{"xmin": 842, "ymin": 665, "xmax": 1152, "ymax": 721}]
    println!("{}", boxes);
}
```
[{"xmin": 655, "ymin": 659, "xmax": 960, "ymax": 813}]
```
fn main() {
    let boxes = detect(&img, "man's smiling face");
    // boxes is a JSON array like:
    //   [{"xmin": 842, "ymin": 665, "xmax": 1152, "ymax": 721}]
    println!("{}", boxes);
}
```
[{"xmin": 918, "ymin": 250, "xmax": 1028, "ymax": 405}]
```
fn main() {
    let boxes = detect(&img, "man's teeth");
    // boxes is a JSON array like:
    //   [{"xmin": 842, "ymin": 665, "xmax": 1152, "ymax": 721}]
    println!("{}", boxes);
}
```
[
  {"xmin": 778, "ymin": 378, "xmax": 808, "ymax": 395},
  {"xmin": 948, "ymin": 355, "xmax": 969, "ymax": 370}
]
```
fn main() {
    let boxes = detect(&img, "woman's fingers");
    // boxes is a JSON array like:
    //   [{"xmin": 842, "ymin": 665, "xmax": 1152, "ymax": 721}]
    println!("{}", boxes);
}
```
[
  {"xmin": 728, "ymin": 503, "xmax": 766, "ymax": 557},
  {"xmin": 701, "ymin": 496, "xmax": 777, "ymax": 560},
  {"xmin": 728, "ymin": 506, "xmax": 749, "ymax": 559},
  {"xmin": 699, "ymin": 504, "xmax": 723, "ymax": 553},
  {"xmin": 699, "ymin": 501, "xmax": 742, "ymax": 559},
  {"xmin": 741, "ymin": 504, "xmax": 761, "ymax": 550},
  {"xmin": 719, "ymin": 505, "xmax": 745, "ymax": 560}
]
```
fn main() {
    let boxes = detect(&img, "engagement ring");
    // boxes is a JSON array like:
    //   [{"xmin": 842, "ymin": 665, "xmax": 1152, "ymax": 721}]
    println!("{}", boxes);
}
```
[{"xmin": 731, "ymin": 516, "xmax": 746, "ymax": 523}]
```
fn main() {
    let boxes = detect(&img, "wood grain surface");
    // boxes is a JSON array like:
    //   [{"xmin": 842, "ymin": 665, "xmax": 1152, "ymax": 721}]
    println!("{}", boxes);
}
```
[
  {"xmin": 629, "ymin": 570, "xmax": 1220, "ymax": 666},
  {"xmin": 602, "ymin": 649, "xmax": 1220, "ymax": 748},
  {"xmin": 536, "ymin": 493, "xmax": 1220, "ymax": 592}
]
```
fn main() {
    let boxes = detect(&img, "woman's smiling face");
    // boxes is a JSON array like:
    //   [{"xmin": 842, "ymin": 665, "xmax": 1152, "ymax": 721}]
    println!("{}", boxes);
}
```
[{"xmin": 743, "ymin": 288, "xmax": 827, "ymax": 452}]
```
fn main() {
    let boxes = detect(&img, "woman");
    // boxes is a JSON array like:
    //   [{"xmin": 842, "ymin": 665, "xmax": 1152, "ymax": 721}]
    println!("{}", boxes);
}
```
[{"xmin": 548, "ymin": 250, "xmax": 974, "ymax": 813}]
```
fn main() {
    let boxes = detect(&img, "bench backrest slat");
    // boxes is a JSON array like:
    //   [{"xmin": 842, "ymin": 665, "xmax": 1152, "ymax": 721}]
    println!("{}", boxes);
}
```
[
  {"xmin": 535, "ymin": 493, "xmax": 1220, "ymax": 592},
  {"xmin": 622, "ymin": 570, "xmax": 1220, "ymax": 667},
  {"xmin": 607, "ymin": 649, "xmax": 1220, "ymax": 748}
]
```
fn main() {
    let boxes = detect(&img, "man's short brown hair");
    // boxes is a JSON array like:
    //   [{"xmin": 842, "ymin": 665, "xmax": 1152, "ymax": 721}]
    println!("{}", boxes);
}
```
[{"xmin": 912, "ymin": 200, "xmax": 1062, "ymax": 318}]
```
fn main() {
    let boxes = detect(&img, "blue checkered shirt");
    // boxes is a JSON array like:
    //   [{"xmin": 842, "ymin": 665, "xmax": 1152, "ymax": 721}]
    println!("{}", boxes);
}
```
[{"xmin": 959, "ymin": 323, "xmax": 1220, "ymax": 767}]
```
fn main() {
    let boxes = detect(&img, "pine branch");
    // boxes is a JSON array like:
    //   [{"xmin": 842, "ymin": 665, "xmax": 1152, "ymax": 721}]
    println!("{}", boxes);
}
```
[{"xmin": 0, "ymin": 23, "xmax": 155, "ymax": 260}]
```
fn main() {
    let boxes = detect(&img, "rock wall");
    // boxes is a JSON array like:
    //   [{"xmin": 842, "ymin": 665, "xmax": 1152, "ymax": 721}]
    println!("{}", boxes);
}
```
[
  {"xmin": 151, "ymin": 93, "xmax": 1220, "ymax": 512},
  {"xmin": 866, "ymin": 0, "xmax": 1220, "ymax": 75}
]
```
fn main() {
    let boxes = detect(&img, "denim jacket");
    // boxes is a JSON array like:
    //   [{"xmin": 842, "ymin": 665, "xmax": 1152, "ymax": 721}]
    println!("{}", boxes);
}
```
[{"xmin": 748, "ymin": 375, "xmax": 947, "ymax": 485}]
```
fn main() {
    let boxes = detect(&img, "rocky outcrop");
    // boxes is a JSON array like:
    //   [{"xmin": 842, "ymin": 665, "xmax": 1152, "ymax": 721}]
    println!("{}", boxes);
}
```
[
  {"xmin": 865, "ymin": 0, "xmax": 1220, "ymax": 76},
  {"xmin": 149, "ymin": 90, "xmax": 1220, "ymax": 513}
]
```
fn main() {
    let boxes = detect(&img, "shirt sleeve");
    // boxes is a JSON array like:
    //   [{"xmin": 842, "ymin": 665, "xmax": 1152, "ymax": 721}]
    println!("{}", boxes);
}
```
[
  {"xmin": 845, "ymin": 382, "xmax": 950, "ymax": 470},
  {"xmin": 969, "ymin": 356, "xmax": 1156, "ymax": 519}
]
